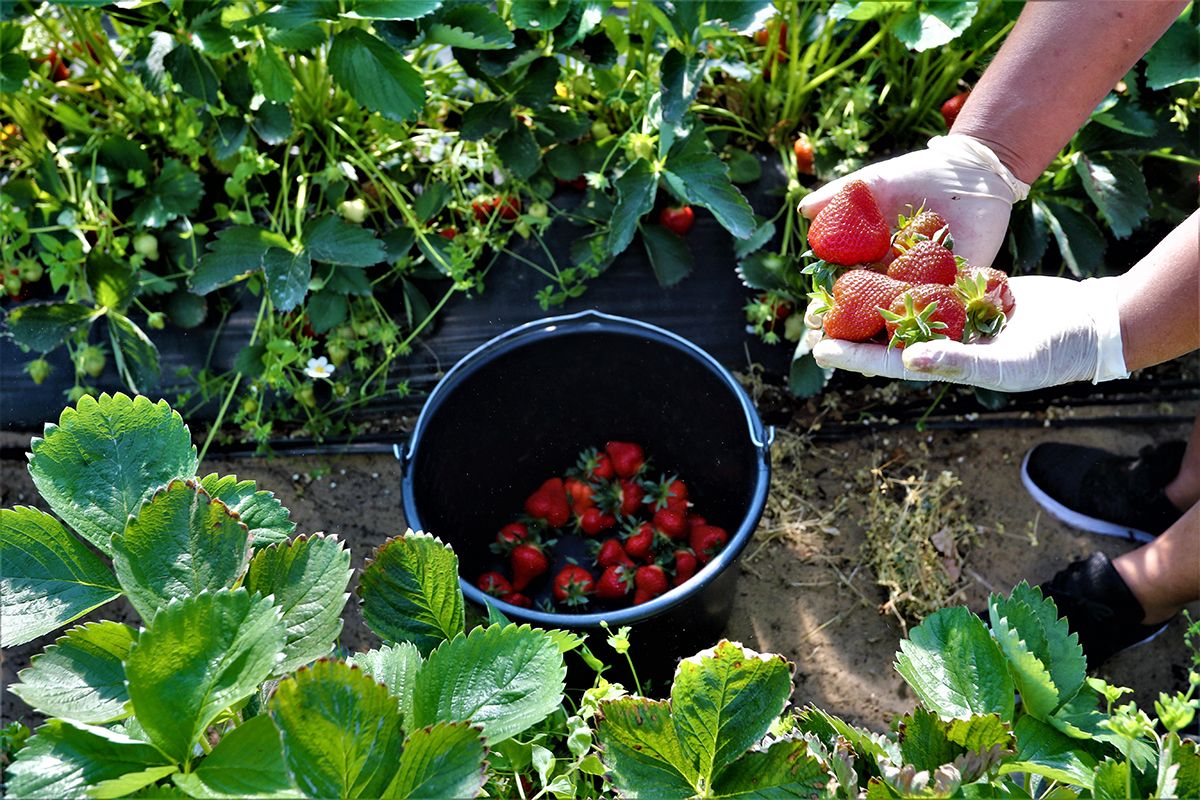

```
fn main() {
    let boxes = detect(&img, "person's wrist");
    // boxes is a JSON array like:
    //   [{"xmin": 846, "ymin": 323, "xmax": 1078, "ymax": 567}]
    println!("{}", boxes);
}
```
[
  {"xmin": 949, "ymin": 120, "xmax": 1042, "ymax": 185},
  {"xmin": 926, "ymin": 134, "xmax": 1031, "ymax": 204},
  {"xmin": 1080, "ymin": 276, "xmax": 1130, "ymax": 383}
]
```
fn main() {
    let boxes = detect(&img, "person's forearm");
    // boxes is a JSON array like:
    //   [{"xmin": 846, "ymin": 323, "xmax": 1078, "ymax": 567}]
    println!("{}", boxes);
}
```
[
  {"xmin": 1117, "ymin": 210, "xmax": 1200, "ymax": 372},
  {"xmin": 952, "ymin": 0, "xmax": 1187, "ymax": 184}
]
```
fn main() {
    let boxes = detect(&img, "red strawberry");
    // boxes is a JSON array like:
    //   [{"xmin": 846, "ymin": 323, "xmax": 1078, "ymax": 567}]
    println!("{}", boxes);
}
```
[
  {"xmin": 633, "ymin": 565, "xmax": 669, "ymax": 605},
  {"xmin": 579, "ymin": 507, "xmax": 617, "ymax": 536},
  {"xmin": 471, "ymin": 199, "xmax": 497, "ymax": 221},
  {"xmin": 439, "ymin": 227, "xmax": 458, "ymax": 240},
  {"xmin": 552, "ymin": 565, "xmax": 595, "ymax": 606},
  {"xmin": 491, "ymin": 522, "xmax": 529, "ymax": 555},
  {"xmin": 793, "ymin": 134, "xmax": 814, "ymax": 175},
  {"xmin": 477, "ymin": 571, "xmax": 513, "ymax": 597},
  {"xmin": 502, "ymin": 592, "xmax": 532, "ymax": 608},
  {"xmin": 605, "ymin": 441, "xmax": 645, "ymax": 479},
  {"xmin": 653, "ymin": 506, "xmax": 688, "ymax": 540},
  {"xmin": 687, "ymin": 514, "xmax": 707, "ymax": 530},
  {"xmin": 624, "ymin": 522, "xmax": 656, "ymax": 562},
  {"xmin": 892, "ymin": 208, "xmax": 951, "ymax": 255},
  {"xmin": 596, "ymin": 538, "xmax": 634, "ymax": 568},
  {"xmin": 658, "ymin": 477, "xmax": 688, "ymax": 510},
  {"xmin": 565, "ymin": 478, "xmax": 596, "ymax": 517},
  {"xmin": 941, "ymin": 90, "xmax": 970, "ymax": 129},
  {"xmin": 498, "ymin": 196, "xmax": 522, "ymax": 220},
  {"xmin": 811, "ymin": 269, "xmax": 911, "ymax": 342},
  {"xmin": 617, "ymin": 479, "xmax": 645, "ymax": 516},
  {"xmin": 575, "ymin": 448, "xmax": 615, "ymax": 481},
  {"xmin": 510, "ymin": 543, "xmax": 549, "ymax": 591},
  {"xmin": 524, "ymin": 478, "xmax": 570, "ymax": 527},
  {"xmin": 595, "ymin": 564, "xmax": 635, "ymax": 601},
  {"xmin": 659, "ymin": 206, "xmax": 695, "ymax": 236},
  {"xmin": 886, "ymin": 240, "xmax": 958, "ymax": 286},
  {"xmin": 673, "ymin": 549, "xmax": 698, "ymax": 587},
  {"xmin": 689, "ymin": 525, "xmax": 729, "ymax": 564},
  {"xmin": 807, "ymin": 179, "xmax": 890, "ymax": 266},
  {"xmin": 882, "ymin": 285, "xmax": 968, "ymax": 348},
  {"xmin": 956, "ymin": 265, "xmax": 1014, "ymax": 337}
]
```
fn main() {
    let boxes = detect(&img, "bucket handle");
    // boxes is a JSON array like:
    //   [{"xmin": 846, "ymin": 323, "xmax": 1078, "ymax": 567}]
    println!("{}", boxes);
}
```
[{"xmin": 752, "ymin": 425, "xmax": 776, "ymax": 453}]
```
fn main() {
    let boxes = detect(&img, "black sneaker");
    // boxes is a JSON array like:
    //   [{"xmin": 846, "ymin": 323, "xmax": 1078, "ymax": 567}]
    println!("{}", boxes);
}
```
[
  {"xmin": 1021, "ymin": 441, "xmax": 1186, "ymax": 543},
  {"xmin": 1040, "ymin": 552, "xmax": 1171, "ymax": 668}
]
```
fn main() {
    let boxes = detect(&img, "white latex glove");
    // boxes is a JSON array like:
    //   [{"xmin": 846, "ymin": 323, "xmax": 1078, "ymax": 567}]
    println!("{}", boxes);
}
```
[
  {"xmin": 798, "ymin": 135, "xmax": 1031, "ymax": 268},
  {"xmin": 811, "ymin": 275, "xmax": 1131, "ymax": 393}
]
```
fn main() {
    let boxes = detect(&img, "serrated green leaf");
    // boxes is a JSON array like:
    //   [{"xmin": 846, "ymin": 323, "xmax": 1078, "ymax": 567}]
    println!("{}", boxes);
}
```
[
  {"xmin": 253, "ymin": 47, "xmax": 294, "ymax": 103},
  {"xmin": 1008, "ymin": 201, "xmax": 1049, "ymax": 272},
  {"xmin": 383, "ymin": 722, "xmax": 487, "ymax": 800},
  {"xmin": 3, "ymin": 301, "xmax": 100, "ymax": 352},
  {"xmin": 0, "ymin": 506, "xmax": 121, "ymax": 647},
  {"xmin": 164, "ymin": 42, "xmax": 219, "ymax": 103},
  {"xmin": 893, "ymin": 1, "xmax": 979, "ymax": 52},
  {"xmin": 270, "ymin": 659, "xmax": 404, "ymax": 800},
  {"xmin": 11, "ymin": 621, "xmax": 134, "ymax": 723},
  {"xmin": 1037, "ymin": 199, "xmax": 1105, "ymax": 278},
  {"xmin": 710, "ymin": 739, "xmax": 830, "ymax": 798},
  {"xmin": 305, "ymin": 291, "xmax": 347, "ymax": 334},
  {"xmin": 510, "ymin": 0, "xmax": 571, "ymax": 30},
  {"xmin": 212, "ymin": 116, "xmax": 249, "ymax": 161},
  {"xmin": 329, "ymin": 28, "xmax": 425, "ymax": 122},
  {"xmin": 999, "ymin": 715, "xmax": 1096, "ymax": 790},
  {"xmin": 725, "ymin": 149, "xmax": 762, "ymax": 185},
  {"xmin": 90, "ymin": 764, "xmax": 180, "ymax": 799},
  {"xmin": 245, "ymin": 534, "xmax": 351, "ymax": 675},
  {"xmin": 0, "ymin": 51, "xmax": 29, "ymax": 93},
  {"xmin": 895, "ymin": 606, "xmax": 1015, "ymax": 721},
  {"xmin": 733, "ymin": 220, "xmax": 777, "ymax": 262},
  {"xmin": 127, "ymin": 589, "xmax": 285, "ymax": 764},
  {"xmin": 190, "ymin": 226, "xmax": 279, "ymax": 295},
  {"xmin": 29, "ymin": 393, "xmax": 198, "ymax": 555},
  {"xmin": 496, "ymin": 124, "xmax": 542, "ymax": 179},
  {"xmin": 660, "ymin": 49, "xmax": 702, "ymax": 144},
  {"xmin": 513, "ymin": 56, "xmax": 559, "ymax": 109},
  {"xmin": 1093, "ymin": 758, "xmax": 1131, "ymax": 800},
  {"xmin": 461, "ymin": 99, "xmax": 513, "ymax": 140},
  {"xmin": 171, "ymin": 716, "xmax": 301, "ymax": 799},
  {"xmin": 198, "ymin": 473, "xmax": 296, "ymax": 548},
  {"xmin": 412, "ymin": 623, "xmax": 565, "ymax": 744},
  {"xmin": 1090, "ymin": 96, "xmax": 1156, "ymax": 138},
  {"xmin": 108, "ymin": 312, "xmax": 161, "ymax": 394},
  {"xmin": 302, "ymin": 215, "xmax": 386, "ymax": 266},
  {"xmin": 609, "ymin": 159, "xmax": 657, "ymax": 257},
  {"xmin": 794, "ymin": 704, "xmax": 899, "ymax": 768},
  {"xmin": 358, "ymin": 531, "xmax": 465, "ymax": 654},
  {"xmin": 1144, "ymin": 18, "xmax": 1200, "ymax": 89},
  {"xmin": 87, "ymin": 254, "xmax": 136, "ymax": 312},
  {"xmin": 641, "ymin": 223, "xmax": 693, "ymax": 288},
  {"xmin": 345, "ymin": 0, "xmax": 442, "ymax": 20},
  {"xmin": 130, "ymin": 159, "xmax": 203, "ymax": 228},
  {"xmin": 596, "ymin": 697, "xmax": 695, "ymax": 799},
  {"xmin": 672, "ymin": 641, "xmax": 794, "ymax": 782},
  {"xmin": 896, "ymin": 707, "xmax": 962, "ymax": 771},
  {"xmin": 5, "ymin": 719, "xmax": 171, "ymax": 799},
  {"xmin": 789, "ymin": 352, "xmax": 833, "ymax": 398},
  {"xmin": 352, "ymin": 643, "xmax": 424, "ymax": 724},
  {"xmin": 1072, "ymin": 153, "xmax": 1149, "ymax": 239},
  {"xmin": 111, "ymin": 480, "xmax": 250, "ymax": 620},
  {"xmin": 425, "ymin": 3, "xmax": 514, "ymax": 49},
  {"xmin": 253, "ymin": 102, "xmax": 292, "ymax": 145},
  {"xmin": 664, "ymin": 149, "xmax": 755, "ymax": 239},
  {"xmin": 262, "ymin": 248, "xmax": 312, "ymax": 311}
]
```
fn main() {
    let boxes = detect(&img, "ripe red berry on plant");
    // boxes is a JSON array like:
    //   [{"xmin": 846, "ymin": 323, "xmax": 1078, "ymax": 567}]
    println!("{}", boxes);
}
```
[{"xmin": 658, "ymin": 206, "xmax": 695, "ymax": 236}]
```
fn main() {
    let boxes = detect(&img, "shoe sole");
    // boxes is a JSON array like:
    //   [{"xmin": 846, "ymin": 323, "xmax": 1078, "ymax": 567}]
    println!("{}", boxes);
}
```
[{"xmin": 1020, "ymin": 451, "xmax": 1157, "ymax": 544}]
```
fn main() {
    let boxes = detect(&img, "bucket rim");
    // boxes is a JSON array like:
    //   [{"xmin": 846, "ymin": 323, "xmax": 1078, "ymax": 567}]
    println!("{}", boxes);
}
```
[{"xmin": 400, "ymin": 308, "xmax": 772, "ymax": 629}]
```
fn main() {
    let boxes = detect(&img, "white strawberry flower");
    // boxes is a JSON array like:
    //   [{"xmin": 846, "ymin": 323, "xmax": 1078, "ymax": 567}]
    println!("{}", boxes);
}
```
[{"xmin": 304, "ymin": 357, "xmax": 335, "ymax": 379}]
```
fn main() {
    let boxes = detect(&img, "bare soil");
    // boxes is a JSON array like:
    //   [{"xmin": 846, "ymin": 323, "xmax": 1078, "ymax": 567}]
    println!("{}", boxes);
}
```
[{"xmin": 2, "ymin": 407, "xmax": 1196, "ymax": 733}]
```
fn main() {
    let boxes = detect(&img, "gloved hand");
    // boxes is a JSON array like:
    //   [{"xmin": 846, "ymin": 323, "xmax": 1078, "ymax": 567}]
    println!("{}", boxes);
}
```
[
  {"xmin": 798, "ymin": 135, "xmax": 1031, "ymax": 268},
  {"xmin": 811, "ymin": 275, "xmax": 1131, "ymax": 393}
]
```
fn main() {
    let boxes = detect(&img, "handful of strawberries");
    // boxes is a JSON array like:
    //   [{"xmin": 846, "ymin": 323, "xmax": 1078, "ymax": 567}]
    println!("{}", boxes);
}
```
[
  {"xmin": 475, "ymin": 441, "xmax": 730, "ymax": 612},
  {"xmin": 805, "ymin": 180, "xmax": 1014, "ymax": 348}
]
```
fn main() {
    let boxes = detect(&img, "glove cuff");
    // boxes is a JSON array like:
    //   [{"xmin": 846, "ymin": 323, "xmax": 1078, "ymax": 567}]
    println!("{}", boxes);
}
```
[
  {"xmin": 1080, "ymin": 277, "xmax": 1130, "ymax": 383},
  {"xmin": 927, "ymin": 135, "xmax": 1032, "ymax": 203}
]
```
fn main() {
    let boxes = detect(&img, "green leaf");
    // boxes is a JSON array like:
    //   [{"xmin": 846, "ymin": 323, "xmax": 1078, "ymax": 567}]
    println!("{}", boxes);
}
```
[
  {"xmin": 0, "ymin": 503, "xmax": 120, "ymax": 647},
  {"xmin": 108, "ymin": 312, "xmax": 161, "ymax": 394},
  {"xmin": 28, "ymin": 393, "xmax": 198, "ymax": 555},
  {"xmin": 131, "ymin": 159, "xmax": 203, "ymax": 228},
  {"xmin": 1037, "ymin": 199, "xmax": 1105, "ymax": 278},
  {"xmin": 710, "ymin": 739, "xmax": 830, "ymax": 798},
  {"xmin": 164, "ymin": 43, "xmax": 219, "ymax": 103},
  {"xmin": 4, "ymin": 301, "xmax": 99, "ymax": 352},
  {"xmin": 671, "ymin": 640, "xmax": 794, "ymax": 782},
  {"xmin": 425, "ymin": 3, "xmax": 515, "ymax": 49},
  {"xmin": 893, "ymin": 1, "xmax": 979, "ymax": 52},
  {"xmin": 6, "ymin": 719, "xmax": 171, "ymax": 799},
  {"xmin": 789, "ymin": 352, "xmax": 833, "ymax": 398},
  {"xmin": 306, "ymin": 291, "xmax": 348, "ymax": 334},
  {"xmin": 1093, "ymin": 758, "xmax": 1132, "ymax": 800},
  {"xmin": 245, "ymin": 534, "xmax": 352, "ymax": 675},
  {"xmin": 608, "ymin": 160, "xmax": 657, "ymax": 257},
  {"xmin": 412, "ymin": 623, "xmax": 566, "ymax": 744},
  {"xmin": 346, "ymin": 0, "xmax": 442, "ymax": 20},
  {"xmin": 127, "ymin": 589, "xmax": 285, "ymax": 764},
  {"xmin": 383, "ymin": 722, "xmax": 487, "ymax": 800},
  {"xmin": 664, "ymin": 149, "xmax": 755, "ymax": 239},
  {"xmin": 253, "ymin": 102, "xmax": 292, "ymax": 145},
  {"xmin": 496, "ymin": 124, "xmax": 542, "ymax": 179},
  {"xmin": 303, "ymin": 215, "xmax": 386, "ymax": 266},
  {"xmin": 253, "ymin": 47, "xmax": 295, "ymax": 103},
  {"xmin": 895, "ymin": 606, "xmax": 1015, "ymax": 720},
  {"xmin": 1144, "ymin": 18, "xmax": 1200, "ymax": 89},
  {"xmin": 11, "ymin": 621, "xmax": 134, "ymax": 723},
  {"xmin": 212, "ymin": 117, "xmax": 249, "ymax": 161},
  {"xmin": 999, "ymin": 715, "xmax": 1096, "ymax": 790},
  {"xmin": 513, "ymin": 57, "xmax": 560, "ymax": 109},
  {"xmin": 1090, "ymin": 95, "xmax": 1156, "ymax": 137},
  {"xmin": 165, "ymin": 292, "xmax": 208, "ymax": 328},
  {"xmin": 329, "ymin": 28, "xmax": 425, "ymax": 122},
  {"xmin": 640, "ymin": 223, "xmax": 693, "ymax": 288},
  {"xmin": 111, "ymin": 480, "xmax": 251, "ymax": 620},
  {"xmin": 461, "ymin": 100, "xmax": 513, "ymax": 140},
  {"xmin": 1072, "ymin": 153, "xmax": 1149, "ymax": 239},
  {"xmin": 0, "ymin": 51, "xmax": 29, "ymax": 93},
  {"xmin": 87, "ymin": 254, "xmax": 137, "ymax": 311},
  {"xmin": 262, "ymin": 248, "xmax": 312, "ymax": 311},
  {"xmin": 725, "ymin": 149, "xmax": 762, "ymax": 185},
  {"xmin": 270, "ymin": 659, "xmax": 404, "ymax": 800},
  {"xmin": 171, "ymin": 716, "xmax": 301, "ymax": 799},
  {"xmin": 510, "ymin": 0, "xmax": 572, "ymax": 30},
  {"xmin": 91, "ymin": 765, "xmax": 180, "ymax": 799},
  {"xmin": 895, "ymin": 707, "xmax": 962, "ymax": 771},
  {"xmin": 358, "ymin": 531, "xmax": 466, "ymax": 655},
  {"xmin": 416, "ymin": 235, "xmax": 454, "ymax": 277},
  {"xmin": 198, "ymin": 473, "xmax": 296, "ymax": 548},
  {"xmin": 794, "ymin": 705, "xmax": 900, "ymax": 766},
  {"xmin": 596, "ymin": 698, "xmax": 695, "ymax": 799},
  {"xmin": 660, "ymin": 49, "xmax": 703, "ymax": 146},
  {"xmin": 352, "ymin": 643, "xmax": 423, "ymax": 722},
  {"xmin": 1008, "ymin": 201, "xmax": 1049, "ymax": 272},
  {"xmin": 190, "ymin": 226, "xmax": 278, "ymax": 294}
]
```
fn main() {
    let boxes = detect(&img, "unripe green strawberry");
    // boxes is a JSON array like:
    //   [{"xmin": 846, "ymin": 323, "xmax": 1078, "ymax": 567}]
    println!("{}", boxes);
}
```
[
  {"xmin": 66, "ymin": 386, "xmax": 89, "ymax": 403},
  {"xmin": 79, "ymin": 345, "xmax": 106, "ymax": 378},
  {"xmin": 133, "ymin": 233, "xmax": 159, "ymax": 260},
  {"xmin": 4, "ymin": 273, "xmax": 21, "ymax": 295},
  {"xmin": 327, "ymin": 341, "xmax": 350, "ymax": 367},
  {"xmin": 18, "ymin": 259, "xmax": 42, "ymax": 282},
  {"xmin": 295, "ymin": 383, "xmax": 316, "ymax": 407},
  {"xmin": 339, "ymin": 198, "xmax": 368, "ymax": 223},
  {"xmin": 147, "ymin": 311, "xmax": 166, "ymax": 330},
  {"xmin": 25, "ymin": 358, "xmax": 52, "ymax": 385},
  {"xmin": 241, "ymin": 397, "xmax": 258, "ymax": 415}
]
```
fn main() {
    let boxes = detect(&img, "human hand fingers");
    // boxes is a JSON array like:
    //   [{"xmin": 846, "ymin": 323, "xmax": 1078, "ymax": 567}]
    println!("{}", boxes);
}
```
[{"xmin": 812, "ymin": 338, "xmax": 927, "ymax": 381}]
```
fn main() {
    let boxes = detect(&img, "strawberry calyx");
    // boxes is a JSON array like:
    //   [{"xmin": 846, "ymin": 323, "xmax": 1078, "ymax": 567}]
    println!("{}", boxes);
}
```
[
  {"xmin": 879, "ymin": 293, "xmax": 949, "ymax": 350},
  {"xmin": 955, "ymin": 271, "xmax": 1007, "ymax": 337}
]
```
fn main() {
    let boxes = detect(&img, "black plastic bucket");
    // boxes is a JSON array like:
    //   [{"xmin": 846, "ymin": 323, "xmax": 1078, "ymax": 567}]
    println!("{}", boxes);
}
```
[{"xmin": 398, "ymin": 310, "xmax": 772, "ymax": 670}]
